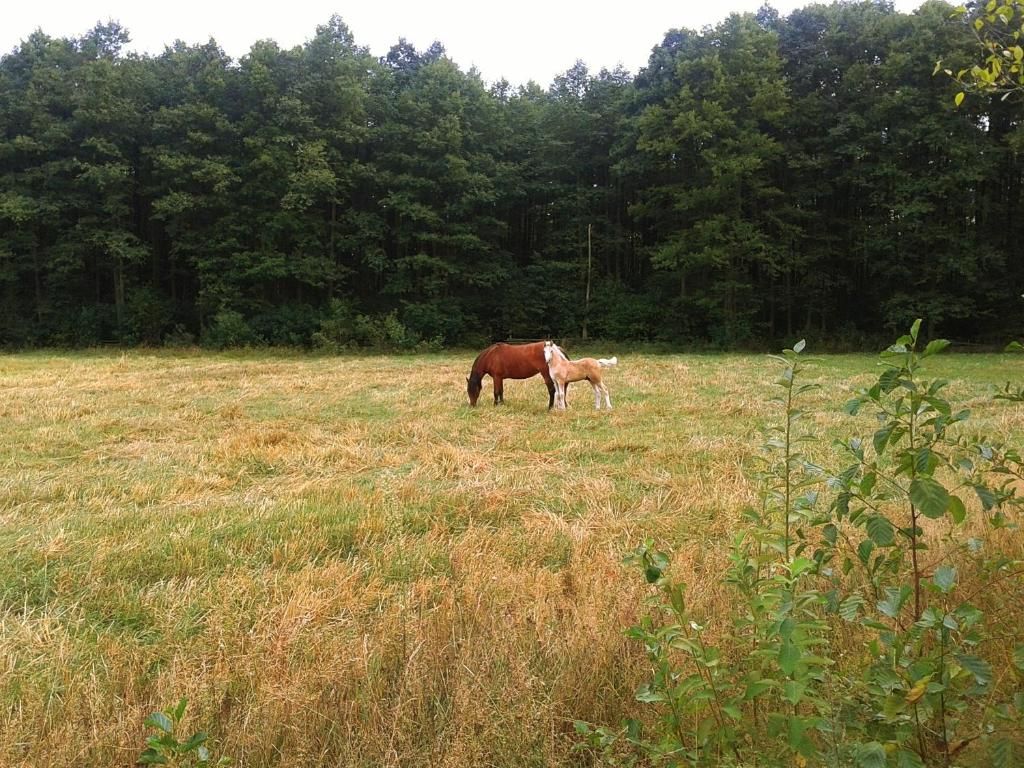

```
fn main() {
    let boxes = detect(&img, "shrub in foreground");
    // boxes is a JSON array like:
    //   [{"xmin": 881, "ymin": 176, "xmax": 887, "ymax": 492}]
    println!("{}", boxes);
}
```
[{"xmin": 579, "ymin": 322, "xmax": 1024, "ymax": 767}]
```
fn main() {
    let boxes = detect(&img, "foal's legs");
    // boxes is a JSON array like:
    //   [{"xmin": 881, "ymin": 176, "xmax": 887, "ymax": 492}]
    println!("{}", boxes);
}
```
[
  {"xmin": 557, "ymin": 381, "xmax": 568, "ymax": 410},
  {"xmin": 542, "ymin": 370, "xmax": 568, "ymax": 409},
  {"xmin": 587, "ymin": 373, "xmax": 612, "ymax": 410}
]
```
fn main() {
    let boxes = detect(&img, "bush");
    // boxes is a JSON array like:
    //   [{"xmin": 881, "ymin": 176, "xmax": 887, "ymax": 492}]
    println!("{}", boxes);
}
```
[
  {"xmin": 400, "ymin": 301, "xmax": 461, "ymax": 346},
  {"xmin": 355, "ymin": 310, "xmax": 416, "ymax": 350},
  {"xmin": 578, "ymin": 323, "xmax": 1024, "ymax": 767},
  {"xmin": 201, "ymin": 309, "xmax": 261, "ymax": 349},
  {"xmin": 73, "ymin": 304, "xmax": 118, "ymax": 346},
  {"xmin": 588, "ymin": 283, "xmax": 662, "ymax": 341},
  {"xmin": 163, "ymin": 324, "xmax": 196, "ymax": 348},
  {"xmin": 312, "ymin": 298, "xmax": 359, "ymax": 351},
  {"xmin": 313, "ymin": 300, "xmax": 422, "ymax": 352},
  {"xmin": 127, "ymin": 287, "xmax": 174, "ymax": 346},
  {"xmin": 139, "ymin": 698, "xmax": 230, "ymax": 767},
  {"xmin": 249, "ymin": 303, "xmax": 319, "ymax": 347}
]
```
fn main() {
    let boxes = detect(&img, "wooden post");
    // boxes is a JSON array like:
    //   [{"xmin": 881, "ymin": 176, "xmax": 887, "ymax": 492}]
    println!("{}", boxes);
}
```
[{"xmin": 583, "ymin": 223, "xmax": 592, "ymax": 340}]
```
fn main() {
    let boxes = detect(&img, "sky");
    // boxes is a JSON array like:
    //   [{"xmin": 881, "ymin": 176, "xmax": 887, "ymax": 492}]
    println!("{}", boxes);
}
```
[{"xmin": 5, "ymin": 0, "xmax": 924, "ymax": 87}]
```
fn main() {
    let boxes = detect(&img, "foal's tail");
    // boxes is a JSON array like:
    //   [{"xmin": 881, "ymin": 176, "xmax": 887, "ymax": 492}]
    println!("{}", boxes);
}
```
[{"xmin": 597, "ymin": 356, "xmax": 618, "ymax": 367}]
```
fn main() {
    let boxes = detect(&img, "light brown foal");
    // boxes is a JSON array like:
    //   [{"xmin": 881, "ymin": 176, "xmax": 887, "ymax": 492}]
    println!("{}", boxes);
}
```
[{"xmin": 543, "ymin": 341, "xmax": 618, "ymax": 410}]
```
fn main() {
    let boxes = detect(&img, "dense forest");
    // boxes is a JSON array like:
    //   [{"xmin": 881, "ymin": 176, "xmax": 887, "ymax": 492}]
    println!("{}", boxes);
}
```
[{"xmin": 1, "ymin": 0, "xmax": 1021, "ymax": 349}]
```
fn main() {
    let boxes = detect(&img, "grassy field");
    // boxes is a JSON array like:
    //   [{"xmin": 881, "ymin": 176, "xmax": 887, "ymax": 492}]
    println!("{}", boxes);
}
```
[{"xmin": 1, "ymin": 347, "xmax": 1022, "ymax": 766}]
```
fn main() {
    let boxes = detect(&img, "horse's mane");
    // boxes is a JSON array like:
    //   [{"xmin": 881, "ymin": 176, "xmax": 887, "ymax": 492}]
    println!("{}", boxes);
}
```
[{"xmin": 470, "ymin": 343, "xmax": 500, "ymax": 376}]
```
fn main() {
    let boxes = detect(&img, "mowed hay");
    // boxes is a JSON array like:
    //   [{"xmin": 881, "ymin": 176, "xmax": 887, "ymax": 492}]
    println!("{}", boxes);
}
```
[{"xmin": 0, "ymin": 349, "xmax": 1022, "ymax": 766}]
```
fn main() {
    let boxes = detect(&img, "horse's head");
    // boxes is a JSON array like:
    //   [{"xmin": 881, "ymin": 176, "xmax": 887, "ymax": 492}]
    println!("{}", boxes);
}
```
[
  {"xmin": 543, "ymin": 340, "xmax": 556, "ymax": 364},
  {"xmin": 544, "ymin": 340, "xmax": 566, "ymax": 365},
  {"xmin": 466, "ymin": 372, "xmax": 482, "ymax": 406}
]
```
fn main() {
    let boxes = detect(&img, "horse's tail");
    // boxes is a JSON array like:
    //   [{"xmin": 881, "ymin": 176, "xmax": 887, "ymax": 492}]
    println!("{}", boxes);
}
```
[{"xmin": 597, "ymin": 356, "xmax": 618, "ymax": 367}]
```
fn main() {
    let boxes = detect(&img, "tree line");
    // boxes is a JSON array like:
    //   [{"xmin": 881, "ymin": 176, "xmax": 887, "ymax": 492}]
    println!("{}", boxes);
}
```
[{"xmin": 1, "ymin": 1, "xmax": 1020, "ymax": 349}]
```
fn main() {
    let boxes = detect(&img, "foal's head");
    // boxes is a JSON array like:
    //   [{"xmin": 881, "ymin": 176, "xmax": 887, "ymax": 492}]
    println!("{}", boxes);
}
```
[{"xmin": 543, "ymin": 340, "xmax": 559, "ymax": 365}]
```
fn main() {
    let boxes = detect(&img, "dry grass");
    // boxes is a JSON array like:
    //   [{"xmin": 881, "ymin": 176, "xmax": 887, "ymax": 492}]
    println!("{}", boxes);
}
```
[{"xmin": 0, "ymin": 348, "xmax": 1022, "ymax": 766}]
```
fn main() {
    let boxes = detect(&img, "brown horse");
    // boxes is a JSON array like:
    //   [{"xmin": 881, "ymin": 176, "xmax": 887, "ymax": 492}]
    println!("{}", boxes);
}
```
[{"xmin": 466, "ymin": 341, "xmax": 565, "ymax": 408}]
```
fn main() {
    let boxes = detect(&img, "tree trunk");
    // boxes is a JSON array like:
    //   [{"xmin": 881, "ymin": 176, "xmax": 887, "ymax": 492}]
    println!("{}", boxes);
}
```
[
  {"xmin": 329, "ymin": 199, "xmax": 337, "ymax": 299},
  {"xmin": 114, "ymin": 254, "xmax": 126, "ymax": 335},
  {"xmin": 32, "ymin": 239, "xmax": 43, "ymax": 325}
]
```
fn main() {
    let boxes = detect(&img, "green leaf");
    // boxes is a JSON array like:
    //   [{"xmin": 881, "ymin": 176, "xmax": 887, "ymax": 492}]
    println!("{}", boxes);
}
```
[
  {"xmin": 898, "ymin": 748, "xmax": 926, "ymax": 768},
  {"xmin": 145, "ymin": 712, "xmax": 174, "ymax": 734},
  {"xmin": 786, "ymin": 715, "xmax": 810, "ymax": 753},
  {"xmin": 171, "ymin": 698, "xmax": 187, "ymax": 721},
  {"xmin": 914, "ymin": 447, "xmax": 938, "ymax": 475},
  {"xmin": 954, "ymin": 653, "xmax": 992, "ymax": 685},
  {"xmin": 744, "ymin": 679, "xmax": 774, "ymax": 700},
  {"xmin": 879, "ymin": 586, "xmax": 912, "ymax": 619},
  {"xmin": 696, "ymin": 715, "xmax": 716, "ymax": 744},
  {"xmin": 635, "ymin": 686, "xmax": 667, "ymax": 703},
  {"xmin": 138, "ymin": 749, "xmax": 170, "ymax": 765},
  {"xmin": 722, "ymin": 704, "xmax": 742, "ymax": 721},
  {"xmin": 866, "ymin": 515, "xmax": 895, "ymax": 546},
  {"xmin": 823, "ymin": 523, "xmax": 838, "ymax": 545},
  {"xmin": 933, "ymin": 565, "xmax": 957, "ymax": 593},
  {"xmin": 790, "ymin": 557, "xmax": 815, "ymax": 577},
  {"xmin": 972, "ymin": 483, "xmax": 998, "ymax": 511},
  {"xmin": 910, "ymin": 477, "xmax": 951, "ymax": 519},
  {"xmin": 922, "ymin": 339, "xmax": 951, "ymax": 357},
  {"xmin": 992, "ymin": 736, "xmax": 1014, "ymax": 768},
  {"xmin": 857, "ymin": 539, "xmax": 875, "ymax": 565},
  {"xmin": 669, "ymin": 584, "xmax": 685, "ymax": 615},
  {"xmin": 181, "ymin": 732, "xmax": 209, "ymax": 752},
  {"xmin": 884, "ymin": 692, "xmax": 908, "ymax": 718},
  {"xmin": 873, "ymin": 425, "xmax": 895, "ymax": 457},
  {"xmin": 793, "ymin": 339, "xmax": 806, "ymax": 354},
  {"xmin": 949, "ymin": 495, "xmax": 966, "ymax": 524},
  {"xmin": 878, "ymin": 367, "xmax": 902, "ymax": 393},
  {"xmin": 910, "ymin": 319, "xmax": 922, "ymax": 343},
  {"xmin": 840, "ymin": 594, "xmax": 865, "ymax": 621},
  {"xmin": 782, "ymin": 680, "xmax": 805, "ymax": 705},
  {"xmin": 779, "ymin": 639, "xmax": 800, "ymax": 675},
  {"xmin": 923, "ymin": 394, "xmax": 952, "ymax": 416},
  {"xmin": 1012, "ymin": 645, "xmax": 1024, "ymax": 671},
  {"xmin": 856, "ymin": 741, "xmax": 887, "ymax": 768}
]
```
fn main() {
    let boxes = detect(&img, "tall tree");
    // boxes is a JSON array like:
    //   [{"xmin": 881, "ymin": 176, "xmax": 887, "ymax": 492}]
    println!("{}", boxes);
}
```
[
  {"xmin": 369, "ymin": 41, "xmax": 509, "ymax": 342},
  {"xmin": 144, "ymin": 40, "xmax": 239, "ymax": 331},
  {"xmin": 629, "ymin": 14, "xmax": 791, "ymax": 343}
]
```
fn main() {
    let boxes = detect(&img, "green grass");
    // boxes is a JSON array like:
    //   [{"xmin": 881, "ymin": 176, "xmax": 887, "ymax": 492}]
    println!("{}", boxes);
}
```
[{"xmin": 0, "ymin": 348, "xmax": 1022, "ymax": 766}]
